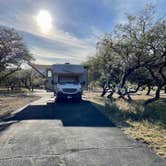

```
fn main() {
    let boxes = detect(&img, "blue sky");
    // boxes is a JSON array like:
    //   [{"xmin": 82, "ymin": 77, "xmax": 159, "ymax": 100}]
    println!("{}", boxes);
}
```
[{"xmin": 0, "ymin": 0, "xmax": 165, "ymax": 64}]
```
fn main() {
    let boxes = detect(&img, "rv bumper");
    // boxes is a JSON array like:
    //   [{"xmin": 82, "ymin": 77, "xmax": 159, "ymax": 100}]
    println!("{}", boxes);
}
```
[{"xmin": 56, "ymin": 92, "xmax": 82, "ymax": 100}]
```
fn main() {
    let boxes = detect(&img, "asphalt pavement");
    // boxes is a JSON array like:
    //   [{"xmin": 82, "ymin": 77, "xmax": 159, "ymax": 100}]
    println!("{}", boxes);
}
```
[{"xmin": 0, "ymin": 90, "xmax": 165, "ymax": 166}]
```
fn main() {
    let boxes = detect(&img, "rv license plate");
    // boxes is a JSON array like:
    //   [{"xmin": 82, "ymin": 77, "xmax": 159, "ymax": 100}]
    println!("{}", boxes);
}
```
[{"xmin": 67, "ymin": 96, "xmax": 72, "ymax": 99}]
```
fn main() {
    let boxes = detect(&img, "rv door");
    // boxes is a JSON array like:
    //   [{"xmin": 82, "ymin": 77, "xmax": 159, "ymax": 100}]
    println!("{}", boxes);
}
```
[{"xmin": 46, "ymin": 69, "xmax": 54, "ymax": 92}]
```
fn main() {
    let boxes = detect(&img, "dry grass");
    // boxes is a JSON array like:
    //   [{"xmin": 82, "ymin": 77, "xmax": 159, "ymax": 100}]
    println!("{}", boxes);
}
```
[
  {"xmin": 124, "ymin": 121, "xmax": 166, "ymax": 158},
  {"xmin": 86, "ymin": 91, "xmax": 166, "ymax": 159},
  {"xmin": 0, "ymin": 95, "xmax": 40, "ymax": 118}
]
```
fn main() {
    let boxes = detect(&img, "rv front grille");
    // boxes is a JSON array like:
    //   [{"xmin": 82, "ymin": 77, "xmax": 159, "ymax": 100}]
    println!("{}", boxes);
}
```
[{"xmin": 62, "ymin": 88, "xmax": 77, "ymax": 93}]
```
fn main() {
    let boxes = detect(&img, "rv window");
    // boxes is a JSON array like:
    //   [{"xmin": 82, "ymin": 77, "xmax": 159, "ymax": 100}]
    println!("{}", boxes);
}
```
[
  {"xmin": 47, "ymin": 70, "xmax": 52, "ymax": 77},
  {"xmin": 58, "ymin": 76, "xmax": 79, "ymax": 84}
]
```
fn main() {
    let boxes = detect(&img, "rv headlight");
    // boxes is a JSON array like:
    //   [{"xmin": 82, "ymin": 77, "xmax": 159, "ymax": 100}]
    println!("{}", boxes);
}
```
[{"xmin": 77, "ymin": 88, "xmax": 82, "ymax": 92}]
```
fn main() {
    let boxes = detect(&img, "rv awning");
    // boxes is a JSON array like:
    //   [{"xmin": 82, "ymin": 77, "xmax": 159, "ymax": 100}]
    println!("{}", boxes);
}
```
[
  {"xmin": 28, "ymin": 62, "xmax": 51, "ymax": 77},
  {"xmin": 29, "ymin": 63, "xmax": 51, "ymax": 69}
]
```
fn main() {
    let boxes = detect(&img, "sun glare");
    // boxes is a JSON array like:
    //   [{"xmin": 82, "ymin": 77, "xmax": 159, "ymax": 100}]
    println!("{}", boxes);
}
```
[{"xmin": 36, "ymin": 10, "xmax": 52, "ymax": 34}]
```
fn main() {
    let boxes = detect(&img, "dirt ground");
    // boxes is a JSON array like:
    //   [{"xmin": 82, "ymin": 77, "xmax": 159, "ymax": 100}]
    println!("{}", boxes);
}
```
[{"xmin": 0, "ymin": 95, "xmax": 40, "ymax": 118}]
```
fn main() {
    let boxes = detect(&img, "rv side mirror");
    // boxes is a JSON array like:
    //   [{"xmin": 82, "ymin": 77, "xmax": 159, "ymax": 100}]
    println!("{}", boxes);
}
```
[{"xmin": 81, "ymin": 81, "xmax": 85, "ymax": 85}]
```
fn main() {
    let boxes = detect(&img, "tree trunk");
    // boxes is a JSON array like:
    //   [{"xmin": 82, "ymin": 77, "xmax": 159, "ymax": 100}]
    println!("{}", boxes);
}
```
[
  {"xmin": 121, "ymin": 73, "xmax": 128, "ymax": 88},
  {"xmin": 107, "ymin": 90, "xmax": 114, "ymax": 100},
  {"xmin": 127, "ymin": 93, "xmax": 132, "ymax": 101},
  {"xmin": 11, "ymin": 85, "xmax": 14, "ymax": 91},
  {"xmin": 146, "ymin": 85, "xmax": 151, "ymax": 95},
  {"xmin": 144, "ymin": 84, "xmax": 162, "ymax": 105},
  {"xmin": 155, "ymin": 85, "xmax": 161, "ymax": 100},
  {"xmin": 31, "ymin": 85, "xmax": 34, "ymax": 92},
  {"xmin": 120, "ymin": 66, "xmax": 139, "ymax": 88},
  {"xmin": 101, "ymin": 84, "xmax": 108, "ymax": 97},
  {"xmin": 101, "ymin": 87, "xmax": 107, "ymax": 97}
]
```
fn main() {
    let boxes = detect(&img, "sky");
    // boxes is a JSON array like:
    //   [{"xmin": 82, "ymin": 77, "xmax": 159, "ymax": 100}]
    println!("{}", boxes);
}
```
[{"xmin": 0, "ymin": 0, "xmax": 165, "ymax": 64}]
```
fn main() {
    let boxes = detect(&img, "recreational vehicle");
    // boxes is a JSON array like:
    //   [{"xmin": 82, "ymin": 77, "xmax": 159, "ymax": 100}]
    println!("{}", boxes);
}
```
[{"xmin": 29, "ymin": 63, "xmax": 87, "ymax": 101}]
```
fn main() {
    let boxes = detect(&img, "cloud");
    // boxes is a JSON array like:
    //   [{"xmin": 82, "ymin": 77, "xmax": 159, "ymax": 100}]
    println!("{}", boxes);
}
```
[
  {"xmin": 30, "ymin": 45, "xmax": 95, "ymax": 65},
  {"xmin": 1, "ymin": 0, "xmax": 164, "ymax": 66},
  {"xmin": 0, "ymin": 0, "xmax": 96, "ymax": 64},
  {"xmin": 21, "ymin": 30, "xmax": 96, "ymax": 65},
  {"xmin": 102, "ymin": 0, "xmax": 156, "ymax": 24}
]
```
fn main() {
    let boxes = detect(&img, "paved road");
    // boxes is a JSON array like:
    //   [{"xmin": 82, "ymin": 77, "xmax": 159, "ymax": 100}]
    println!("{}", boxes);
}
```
[{"xmin": 0, "ymin": 91, "xmax": 165, "ymax": 166}]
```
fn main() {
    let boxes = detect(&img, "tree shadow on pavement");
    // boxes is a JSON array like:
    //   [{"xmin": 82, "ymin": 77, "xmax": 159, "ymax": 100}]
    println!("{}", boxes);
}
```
[{"xmin": 1, "ymin": 100, "xmax": 115, "ymax": 129}]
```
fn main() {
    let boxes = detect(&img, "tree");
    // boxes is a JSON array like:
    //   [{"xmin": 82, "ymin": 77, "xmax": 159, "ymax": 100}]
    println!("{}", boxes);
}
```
[
  {"xmin": 114, "ymin": 5, "xmax": 166, "ymax": 102},
  {"xmin": 85, "ymin": 4, "xmax": 166, "ymax": 104},
  {"xmin": 143, "ymin": 20, "xmax": 166, "ymax": 103},
  {"xmin": 0, "ymin": 26, "xmax": 33, "ymax": 81},
  {"xmin": 3, "ymin": 69, "xmax": 45, "ymax": 91}
]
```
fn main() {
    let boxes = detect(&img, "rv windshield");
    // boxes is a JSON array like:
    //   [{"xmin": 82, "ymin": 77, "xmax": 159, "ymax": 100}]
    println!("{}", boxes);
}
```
[{"xmin": 58, "ymin": 76, "xmax": 79, "ymax": 84}]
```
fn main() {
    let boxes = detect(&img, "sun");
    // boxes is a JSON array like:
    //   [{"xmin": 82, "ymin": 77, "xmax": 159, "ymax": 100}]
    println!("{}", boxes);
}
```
[{"xmin": 36, "ymin": 10, "xmax": 52, "ymax": 34}]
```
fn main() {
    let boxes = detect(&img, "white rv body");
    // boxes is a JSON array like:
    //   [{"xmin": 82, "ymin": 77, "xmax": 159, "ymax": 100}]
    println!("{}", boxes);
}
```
[{"xmin": 29, "ymin": 63, "xmax": 87, "ymax": 100}]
